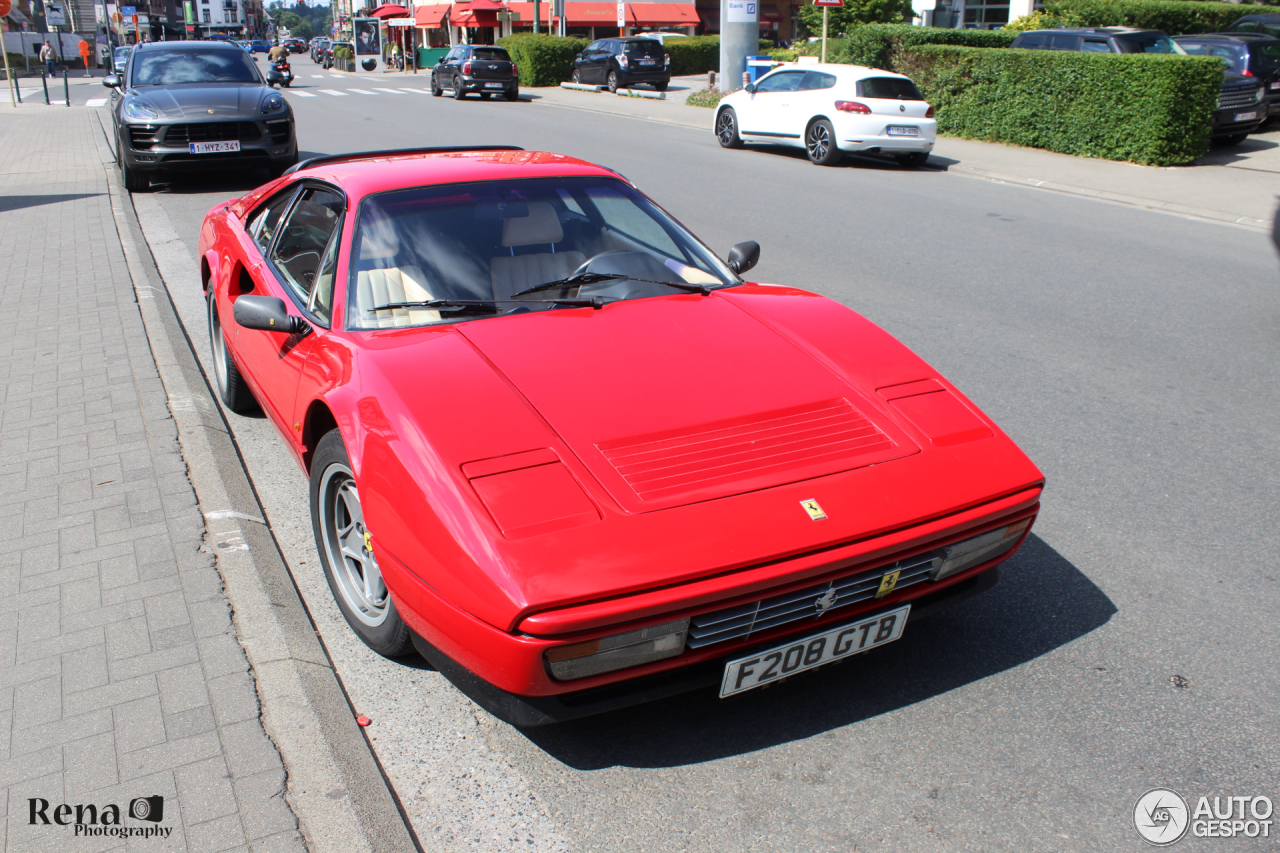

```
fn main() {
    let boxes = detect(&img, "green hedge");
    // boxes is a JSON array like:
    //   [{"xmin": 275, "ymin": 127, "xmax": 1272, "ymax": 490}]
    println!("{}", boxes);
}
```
[
  {"xmin": 496, "ymin": 33, "xmax": 588, "ymax": 86},
  {"xmin": 799, "ymin": 24, "xmax": 1015, "ymax": 69},
  {"xmin": 1044, "ymin": 0, "xmax": 1248, "ymax": 35},
  {"xmin": 666, "ymin": 36, "xmax": 720, "ymax": 75},
  {"xmin": 899, "ymin": 44, "xmax": 1222, "ymax": 165}
]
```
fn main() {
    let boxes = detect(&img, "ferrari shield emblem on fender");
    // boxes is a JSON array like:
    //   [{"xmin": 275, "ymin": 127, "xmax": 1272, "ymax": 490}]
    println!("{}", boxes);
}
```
[
  {"xmin": 875, "ymin": 569, "xmax": 901, "ymax": 599},
  {"xmin": 800, "ymin": 499, "xmax": 827, "ymax": 521}
]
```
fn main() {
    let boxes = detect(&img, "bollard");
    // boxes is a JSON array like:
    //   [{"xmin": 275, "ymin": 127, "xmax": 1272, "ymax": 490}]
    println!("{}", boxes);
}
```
[
  {"xmin": 41, "ymin": 70, "xmax": 50, "ymax": 105},
  {"xmin": 709, "ymin": 70, "xmax": 716, "ymax": 90},
  {"xmin": 742, "ymin": 70, "xmax": 749, "ymax": 89},
  {"xmin": 63, "ymin": 69, "xmax": 70, "ymax": 107}
]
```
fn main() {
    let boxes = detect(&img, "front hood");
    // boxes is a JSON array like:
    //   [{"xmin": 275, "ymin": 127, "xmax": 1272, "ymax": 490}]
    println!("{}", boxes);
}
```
[
  {"xmin": 133, "ymin": 84, "xmax": 267, "ymax": 119},
  {"xmin": 458, "ymin": 293, "xmax": 919, "ymax": 514}
]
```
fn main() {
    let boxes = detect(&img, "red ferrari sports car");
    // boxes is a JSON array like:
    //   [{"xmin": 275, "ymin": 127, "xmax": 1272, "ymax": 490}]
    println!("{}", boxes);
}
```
[{"xmin": 199, "ymin": 147, "xmax": 1044, "ymax": 725}]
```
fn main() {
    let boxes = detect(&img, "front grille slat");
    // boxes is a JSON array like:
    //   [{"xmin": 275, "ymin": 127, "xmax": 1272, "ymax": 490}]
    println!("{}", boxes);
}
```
[
  {"xmin": 163, "ymin": 122, "xmax": 262, "ymax": 145},
  {"xmin": 1218, "ymin": 87, "xmax": 1259, "ymax": 110},
  {"xmin": 685, "ymin": 555, "xmax": 939, "ymax": 650}
]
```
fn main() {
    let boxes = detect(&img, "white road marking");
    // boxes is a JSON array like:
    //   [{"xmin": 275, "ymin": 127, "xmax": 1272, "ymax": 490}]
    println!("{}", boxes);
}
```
[
  {"xmin": 311, "ymin": 74, "xmax": 325, "ymax": 78},
  {"xmin": 372, "ymin": 87, "xmax": 405, "ymax": 94},
  {"xmin": 290, "ymin": 91, "xmax": 318, "ymax": 97},
  {"xmin": 348, "ymin": 88, "xmax": 377, "ymax": 95},
  {"xmin": 398, "ymin": 88, "xmax": 427, "ymax": 94},
  {"xmin": 85, "ymin": 97, "xmax": 107, "ymax": 106},
  {"xmin": 329, "ymin": 74, "xmax": 344, "ymax": 78},
  {"xmin": 318, "ymin": 89, "xmax": 348, "ymax": 96}
]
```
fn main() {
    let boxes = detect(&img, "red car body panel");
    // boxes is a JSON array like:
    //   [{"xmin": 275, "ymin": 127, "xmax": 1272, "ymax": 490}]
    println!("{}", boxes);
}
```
[{"xmin": 198, "ymin": 149, "xmax": 1044, "ymax": 710}]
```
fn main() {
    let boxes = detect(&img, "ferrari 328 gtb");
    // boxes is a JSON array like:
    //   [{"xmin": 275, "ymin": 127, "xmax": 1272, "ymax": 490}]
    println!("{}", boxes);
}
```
[{"xmin": 198, "ymin": 147, "xmax": 1043, "ymax": 725}]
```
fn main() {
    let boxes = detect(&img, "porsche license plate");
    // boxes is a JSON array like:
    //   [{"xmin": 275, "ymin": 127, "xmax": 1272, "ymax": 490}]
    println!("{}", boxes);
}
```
[
  {"xmin": 484, "ymin": 82, "xmax": 503, "ymax": 89},
  {"xmin": 719, "ymin": 605, "xmax": 910, "ymax": 698},
  {"xmin": 1234, "ymin": 111, "xmax": 1258, "ymax": 122},
  {"xmin": 189, "ymin": 141, "xmax": 240, "ymax": 154},
  {"xmin": 886, "ymin": 126, "xmax": 919, "ymax": 136}
]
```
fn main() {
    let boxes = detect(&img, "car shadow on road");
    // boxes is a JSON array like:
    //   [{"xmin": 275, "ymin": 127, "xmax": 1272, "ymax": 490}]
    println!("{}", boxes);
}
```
[
  {"xmin": 766, "ymin": 144, "xmax": 954, "ymax": 172},
  {"xmin": 521, "ymin": 534, "xmax": 1115, "ymax": 769}
]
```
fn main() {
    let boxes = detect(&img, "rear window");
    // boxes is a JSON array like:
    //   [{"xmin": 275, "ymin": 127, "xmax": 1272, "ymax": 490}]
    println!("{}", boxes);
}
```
[
  {"xmin": 472, "ymin": 47, "xmax": 510, "ymax": 61},
  {"xmin": 1115, "ymin": 34, "xmax": 1184, "ymax": 54},
  {"xmin": 624, "ymin": 40, "xmax": 664, "ymax": 57},
  {"xmin": 1251, "ymin": 41, "xmax": 1280, "ymax": 73},
  {"xmin": 857, "ymin": 77, "xmax": 923, "ymax": 100}
]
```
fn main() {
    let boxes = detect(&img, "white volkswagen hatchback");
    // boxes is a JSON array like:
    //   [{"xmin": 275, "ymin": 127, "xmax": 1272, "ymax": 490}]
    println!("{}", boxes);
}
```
[{"xmin": 715, "ymin": 63, "xmax": 937, "ymax": 167}]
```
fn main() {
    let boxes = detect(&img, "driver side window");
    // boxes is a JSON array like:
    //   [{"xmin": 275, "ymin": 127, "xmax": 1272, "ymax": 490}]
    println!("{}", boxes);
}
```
[
  {"xmin": 268, "ymin": 186, "xmax": 345, "ymax": 308},
  {"xmin": 755, "ymin": 71, "xmax": 803, "ymax": 93}
]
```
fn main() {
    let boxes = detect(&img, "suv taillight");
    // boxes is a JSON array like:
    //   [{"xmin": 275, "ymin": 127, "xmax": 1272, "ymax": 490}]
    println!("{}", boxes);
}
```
[
  {"xmin": 463, "ymin": 60, "xmax": 472, "ymax": 74},
  {"xmin": 617, "ymin": 53, "xmax": 628, "ymax": 68},
  {"xmin": 512, "ymin": 64, "xmax": 518, "ymax": 77},
  {"xmin": 835, "ymin": 100, "xmax": 871, "ymax": 114}
]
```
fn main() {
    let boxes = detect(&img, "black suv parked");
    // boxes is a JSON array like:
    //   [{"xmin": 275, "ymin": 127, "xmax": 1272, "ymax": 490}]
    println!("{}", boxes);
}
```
[
  {"xmin": 571, "ymin": 37, "xmax": 670, "ymax": 93},
  {"xmin": 1011, "ymin": 28, "xmax": 1267, "ymax": 144},
  {"xmin": 1175, "ymin": 34, "xmax": 1280, "ymax": 119},
  {"xmin": 431, "ymin": 45, "xmax": 519, "ymax": 101},
  {"xmin": 1228, "ymin": 14, "xmax": 1280, "ymax": 39}
]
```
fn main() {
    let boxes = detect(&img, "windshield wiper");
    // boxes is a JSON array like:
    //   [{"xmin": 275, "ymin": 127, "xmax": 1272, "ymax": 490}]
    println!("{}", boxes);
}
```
[
  {"xmin": 371, "ymin": 299, "xmax": 503, "ymax": 313},
  {"xmin": 513, "ymin": 272, "xmax": 712, "ymax": 298}
]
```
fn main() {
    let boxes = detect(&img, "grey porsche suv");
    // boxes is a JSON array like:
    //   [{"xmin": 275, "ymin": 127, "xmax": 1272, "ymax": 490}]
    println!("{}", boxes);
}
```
[{"xmin": 104, "ymin": 40, "xmax": 298, "ymax": 192}]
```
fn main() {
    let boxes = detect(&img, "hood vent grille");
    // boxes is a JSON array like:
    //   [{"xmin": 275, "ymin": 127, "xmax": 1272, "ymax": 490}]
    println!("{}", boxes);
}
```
[{"xmin": 598, "ymin": 398, "xmax": 893, "ymax": 502}]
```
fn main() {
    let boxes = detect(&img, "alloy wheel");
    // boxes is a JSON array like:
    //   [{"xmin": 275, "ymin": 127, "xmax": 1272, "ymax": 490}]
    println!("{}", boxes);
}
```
[
  {"xmin": 318, "ymin": 463, "xmax": 389, "ymax": 627},
  {"xmin": 717, "ymin": 111, "xmax": 736, "ymax": 146},
  {"xmin": 807, "ymin": 123, "xmax": 831, "ymax": 162}
]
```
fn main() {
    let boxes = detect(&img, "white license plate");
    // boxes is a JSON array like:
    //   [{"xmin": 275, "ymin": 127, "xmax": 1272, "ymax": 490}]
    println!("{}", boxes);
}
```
[
  {"xmin": 886, "ymin": 126, "xmax": 919, "ymax": 137},
  {"xmin": 484, "ymin": 82, "xmax": 503, "ymax": 89},
  {"xmin": 719, "ymin": 605, "xmax": 910, "ymax": 698},
  {"xmin": 189, "ymin": 141, "xmax": 240, "ymax": 154},
  {"xmin": 1271, "ymin": 82, "xmax": 1280, "ymax": 90},
  {"xmin": 639, "ymin": 59, "xmax": 656, "ymax": 65},
  {"xmin": 1234, "ymin": 111, "xmax": 1258, "ymax": 122}
]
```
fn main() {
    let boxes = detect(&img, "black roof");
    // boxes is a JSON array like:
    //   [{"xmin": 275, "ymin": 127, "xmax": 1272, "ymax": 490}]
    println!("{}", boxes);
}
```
[
  {"xmin": 1174, "ymin": 32, "xmax": 1280, "ymax": 43},
  {"xmin": 1015, "ymin": 27, "xmax": 1168, "ymax": 37}
]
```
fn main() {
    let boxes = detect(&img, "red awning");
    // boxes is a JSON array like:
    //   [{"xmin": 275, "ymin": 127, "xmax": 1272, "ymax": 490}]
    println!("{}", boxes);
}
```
[
  {"xmin": 629, "ymin": 2, "xmax": 698, "ymax": 26},
  {"xmin": 564, "ymin": 1, "xmax": 632, "ymax": 25},
  {"xmin": 368, "ymin": 4, "xmax": 409, "ymax": 18},
  {"xmin": 759, "ymin": 3, "xmax": 783, "ymax": 21},
  {"xmin": 414, "ymin": 3, "xmax": 451, "ymax": 27}
]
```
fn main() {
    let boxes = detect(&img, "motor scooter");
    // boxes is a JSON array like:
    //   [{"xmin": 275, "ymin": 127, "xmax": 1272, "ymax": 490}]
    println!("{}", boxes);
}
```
[{"xmin": 267, "ymin": 57, "xmax": 293, "ymax": 88}]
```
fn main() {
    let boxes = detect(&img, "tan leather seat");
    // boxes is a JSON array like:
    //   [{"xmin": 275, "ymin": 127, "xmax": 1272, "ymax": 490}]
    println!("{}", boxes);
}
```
[
  {"xmin": 490, "ymin": 202, "xmax": 585, "ymax": 301},
  {"xmin": 351, "ymin": 215, "xmax": 439, "ymax": 328}
]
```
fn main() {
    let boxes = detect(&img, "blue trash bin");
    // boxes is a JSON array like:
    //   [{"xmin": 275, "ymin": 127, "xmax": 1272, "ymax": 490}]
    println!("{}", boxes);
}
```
[{"xmin": 747, "ymin": 56, "xmax": 777, "ymax": 83}]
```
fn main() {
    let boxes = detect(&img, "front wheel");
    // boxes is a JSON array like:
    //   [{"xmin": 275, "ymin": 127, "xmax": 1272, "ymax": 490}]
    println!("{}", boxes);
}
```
[
  {"xmin": 606, "ymin": 70, "xmax": 619, "ymax": 93},
  {"xmin": 208, "ymin": 290, "xmax": 257, "ymax": 413},
  {"xmin": 654, "ymin": 81, "xmax": 668, "ymax": 92},
  {"xmin": 1219, "ymin": 132, "xmax": 1248, "ymax": 146},
  {"xmin": 806, "ymin": 118, "xmax": 841, "ymax": 166},
  {"xmin": 119, "ymin": 147, "xmax": 149, "ymax": 192},
  {"xmin": 716, "ymin": 107, "xmax": 744, "ymax": 149},
  {"xmin": 571, "ymin": 68, "xmax": 581, "ymax": 83},
  {"xmin": 431, "ymin": 74, "xmax": 442, "ymax": 96},
  {"xmin": 311, "ymin": 429, "xmax": 414, "ymax": 657},
  {"xmin": 452, "ymin": 75, "xmax": 466, "ymax": 99}
]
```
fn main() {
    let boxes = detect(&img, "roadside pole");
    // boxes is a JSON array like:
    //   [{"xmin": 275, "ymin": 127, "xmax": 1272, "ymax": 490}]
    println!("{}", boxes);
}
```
[
  {"xmin": 41, "ymin": 69, "xmax": 49, "ymax": 103},
  {"xmin": 3, "ymin": 40, "xmax": 15, "ymax": 108},
  {"xmin": 814, "ymin": 0, "xmax": 842, "ymax": 63},
  {"xmin": 718, "ymin": 0, "xmax": 756, "ymax": 93},
  {"xmin": 62, "ymin": 67, "xmax": 68, "ymax": 105}
]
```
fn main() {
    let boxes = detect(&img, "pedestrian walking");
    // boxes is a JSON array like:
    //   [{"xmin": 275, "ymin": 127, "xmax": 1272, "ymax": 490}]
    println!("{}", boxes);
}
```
[
  {"xmin": 78, "ymin": 38, "xmax": 91, "ymax": 77},
  {"xmin": 39, "ymin": 40, "xmax": 56, "ymax": 76}
]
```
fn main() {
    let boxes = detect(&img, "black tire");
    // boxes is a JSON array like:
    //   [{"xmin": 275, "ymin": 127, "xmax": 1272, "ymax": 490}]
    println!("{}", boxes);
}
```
[
  {"xmin": 895, "ymin": 151, "xmax": 930, "ymax": 168},
  {"xmin": 119, "ymin": 145, "xmax": 149, "ymax": 192},
  {"xmin": 716, "ymin": 107, "xmax": 744, "ymax": 149},
  {"xmin": 282, "ymin": 79, "xmax": 291, "ymax": 88},
  {"xmin": 805, "ymin": 118, "xmax": 841, "ymax": 166},
  {"xmin": 452, "ymin": 75, "xmax": 466, "ymax": 99},
  {"xmin": 505, "ymin": 86, "xmax": 519, "ymax": 101},
  {"xmin": 480, "ymin": 92, "xmax": 491, "ymax": 99},
  {"xmin": 654, "ymin": 81, "xmax": 668, "ymax": 92},
  {"xmin": 606, "ymin": 70, "xmax": 619, "ymax": 93},
  {"xmin": 207, "ymin": 290, "xmax": 257, "ymax": 414},
  {"xmin": 311, "ymin": 429, "xmax": 414, "ymax": 657},
  {"xmin": 431, "ymin": 74, "xmax": 442, "ymax": 96},
  {"xmin": 1219, "ymin": 132, "xmax": 1248, "ymax": 146}
]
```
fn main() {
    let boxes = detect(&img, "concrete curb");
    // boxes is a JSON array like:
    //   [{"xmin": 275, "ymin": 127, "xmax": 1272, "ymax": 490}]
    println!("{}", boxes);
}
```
[{"xmin": 92, "ymin": 114, "xmax": 423, "ymax": 853}]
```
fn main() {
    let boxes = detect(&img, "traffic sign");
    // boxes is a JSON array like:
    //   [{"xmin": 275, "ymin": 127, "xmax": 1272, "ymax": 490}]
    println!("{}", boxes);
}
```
[
  {"xmin": 616, "ymin": 1, "xmax": 624, "ymax": 27},
  {"xmin": 45, "ymin": 1, "xmax": 67, "ymax": 25},
  {"xmin": 813, "ymin": 0, "xmax": 843, "ymax": 7},
  {"xmin": 121, "ymin": 5, "xmax": 136, "ymax": 16},
  {"xmin": 0, "ymin": 0, "xmax": 12, "ymax": 18}
]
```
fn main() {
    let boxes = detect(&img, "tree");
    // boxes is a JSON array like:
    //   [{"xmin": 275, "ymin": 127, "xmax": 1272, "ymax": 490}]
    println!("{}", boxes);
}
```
[
  {"xmin": 290, "ymin": 19, "xmax": 313, "ymax": 39},
  {"xmin": 797, "ymin": 0, "xmax": 912, "ymax": 37}
]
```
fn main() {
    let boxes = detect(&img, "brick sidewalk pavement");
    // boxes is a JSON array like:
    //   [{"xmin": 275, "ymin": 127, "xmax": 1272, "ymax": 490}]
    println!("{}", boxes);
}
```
[{"xmin": 0, "ymin": 110, "xmax": 305, "ymax": 852}]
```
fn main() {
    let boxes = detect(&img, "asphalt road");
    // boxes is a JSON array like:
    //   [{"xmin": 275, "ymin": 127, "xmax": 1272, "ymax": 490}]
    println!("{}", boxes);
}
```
[{"xmin": 117, "ymin": 55, "xmax": 1280, "ymax": 852}]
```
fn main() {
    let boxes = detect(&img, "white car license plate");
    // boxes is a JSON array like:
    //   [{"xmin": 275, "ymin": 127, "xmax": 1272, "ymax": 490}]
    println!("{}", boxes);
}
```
[
  {"xmin": 639, "ymin": 59, "xmax": 656, "ymax": 65},
  {"xmin": 1234, "ymin": 111, "xmax": 1258, "ymax": 122},
  {"xmin": 719, "ymin": 605, "xmax": 910, "ymax": 698},
  {"xmin": 886, "ymin": 126, "xmax": 919, "ymax": 137},
  {"xmin": 189, "ymin": 141, "xmax": 240, "ymax": 154},
  {"xmin": 1271, "ymin": 82, "xmax": 1280, "ymax": 90},
  {"xmin": 484, "ymin": 82, "xmax": 503, "ymax": 89}
]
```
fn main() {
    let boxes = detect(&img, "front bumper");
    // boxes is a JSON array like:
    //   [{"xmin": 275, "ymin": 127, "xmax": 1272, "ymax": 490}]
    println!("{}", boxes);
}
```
[{"xmin": 121, "ymin": 117, "xmax": 297, "ymax": 173}]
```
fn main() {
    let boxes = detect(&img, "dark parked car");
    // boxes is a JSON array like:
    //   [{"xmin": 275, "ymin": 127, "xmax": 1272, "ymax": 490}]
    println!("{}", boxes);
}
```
[
  {"xmin": 284, "ymin": 37, "xmax": 306, "ymax": 54},
  {"xmin": 1175, "ymin": 33, "xmax": 1280, "ymax": 118},
  {"xmin": 103, "ymin": 41, "xmax": 297, "ymax": 192},
  {"xmin": 571, "ymin": 36, "xmax": 670, "ymax": 93},
  {"xmin": 1011, "ymin": 27, "xmax": 1267, "ymax": 144},
  {"xmin": 311, "ymin": 38, "xmax": 331, "ymax": 63},
  {"xmin": 430, "ymin": 45, "xmax": 519, "ymax": 100},
  {"xmin": 1228, "ymin": 14, "xmax": 1280, "ymax": 40}
]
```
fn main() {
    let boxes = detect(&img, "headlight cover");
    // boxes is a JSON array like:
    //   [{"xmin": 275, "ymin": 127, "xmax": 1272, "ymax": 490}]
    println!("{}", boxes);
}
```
[
  {"xmin": 545, "ymin": 618, "xmax": 690, "ymax": 681},
  {"xmin": 931, "ymin": 518, "xmax": 1031, "ymax": 582},
  {"xmin": 262, "ymin": 93, "xmax": 286, "ymax": 113},
  {"xmin": 122, "ymin": 99, "xmax": 159, "ymax": 120}
]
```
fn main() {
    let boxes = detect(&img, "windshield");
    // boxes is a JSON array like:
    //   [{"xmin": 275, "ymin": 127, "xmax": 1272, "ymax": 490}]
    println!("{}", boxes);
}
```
[
  {"xmin": 131, "ymin": 48, "xmax": 261, "ymax": 85},
  {"xmin": 346, "ymin": 177, "xmax": 737, "ymax": 330},
  {"xmin": 1115, "ymin": 34, "xmax": 1185, "ymax": 54}
]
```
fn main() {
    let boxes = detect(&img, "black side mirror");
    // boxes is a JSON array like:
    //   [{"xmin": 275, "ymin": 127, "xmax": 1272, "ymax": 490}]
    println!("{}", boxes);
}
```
[
  {"xmin": 744, "ymin": 83, "xmax": 756, "ymax": 94},
  {"xmin": 234, "ymin": 296, "xmax": 308, "ymax": 334},
  {"xmin": 726, "ymin": 241, "xmax": 760, "ymax": 276},
  {"xmin": 103, "ymin": 74, "xmax": 120, "ymax": 88}
]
